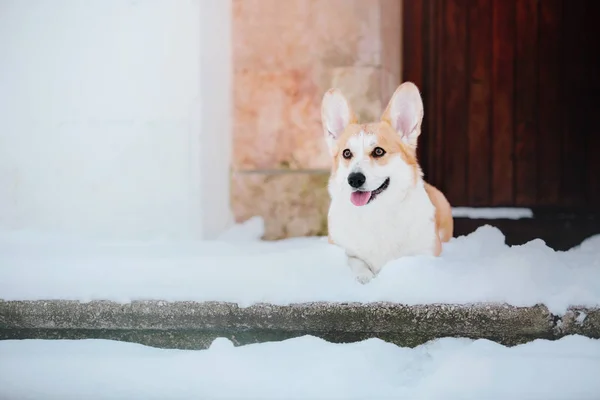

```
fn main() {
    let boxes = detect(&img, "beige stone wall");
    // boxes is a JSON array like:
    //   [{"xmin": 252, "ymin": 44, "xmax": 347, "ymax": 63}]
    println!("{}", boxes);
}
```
[{"xmin": 231, "ymin": 0, "xmax": 402, "ymax": 239}]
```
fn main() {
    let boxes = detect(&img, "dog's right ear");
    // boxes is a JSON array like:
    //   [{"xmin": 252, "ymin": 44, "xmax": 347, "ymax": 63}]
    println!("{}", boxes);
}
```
[{"xmin": 321, "ymin": 88, "xmax": 356, "ymax": 154}]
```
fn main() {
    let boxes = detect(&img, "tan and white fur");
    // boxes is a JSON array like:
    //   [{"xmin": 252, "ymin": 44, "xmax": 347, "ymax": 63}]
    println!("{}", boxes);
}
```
[{"xmin": 322, "ymin": 82, "xmax": 453, "ymax": 283}]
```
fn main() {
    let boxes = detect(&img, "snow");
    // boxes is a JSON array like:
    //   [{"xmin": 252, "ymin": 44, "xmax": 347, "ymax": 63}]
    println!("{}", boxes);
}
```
[
  {"xmin": 576, "ymin": 312, "xmax": 588, "ymax": 324},
  {"xmin": 217, "ymin": 216, "xmax": 265, "ymax": 242},
  {"xmin": 452, "ymin": 207, "xmax": 533, "ymax": 219},
  {"xmin": 1, "ymin": 335, "xmax": 599, "ymax": 400},
  {"xmin": 1, "ymin": 223, "xmax": 599, "ymax": 314}
]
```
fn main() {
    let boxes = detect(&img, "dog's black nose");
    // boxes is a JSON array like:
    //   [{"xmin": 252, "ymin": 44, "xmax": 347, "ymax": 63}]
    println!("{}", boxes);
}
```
[{"xmin": 347, "ymin": 172, "xmax": 366, "ymax": 188}]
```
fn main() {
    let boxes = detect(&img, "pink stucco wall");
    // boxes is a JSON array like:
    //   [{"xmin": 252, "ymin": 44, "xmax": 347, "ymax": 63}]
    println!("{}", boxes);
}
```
[{"xmin": 231, "ymin": 0, "xmax": 402, "ymax": 239}]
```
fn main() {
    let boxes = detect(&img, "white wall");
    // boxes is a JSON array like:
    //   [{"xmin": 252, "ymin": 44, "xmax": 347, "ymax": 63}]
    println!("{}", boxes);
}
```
[{"xmin": 0, "ymin": 0, "xmax": 232, "ymax": 240}]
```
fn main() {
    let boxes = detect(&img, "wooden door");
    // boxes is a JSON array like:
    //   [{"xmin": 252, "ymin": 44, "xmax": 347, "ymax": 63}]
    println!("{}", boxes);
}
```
[{"xmin": 403, "ymin": 0, "xmax": 600, "ymax": 208}]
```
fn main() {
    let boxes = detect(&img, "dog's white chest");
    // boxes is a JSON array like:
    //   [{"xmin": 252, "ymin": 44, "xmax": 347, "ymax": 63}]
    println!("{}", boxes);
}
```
[{"xmin": 328, "ymin": 187, "xmax": 436, "ymax": 273}]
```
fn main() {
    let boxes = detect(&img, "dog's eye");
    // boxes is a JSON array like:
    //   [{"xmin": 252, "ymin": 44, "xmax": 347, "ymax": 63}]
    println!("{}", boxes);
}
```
[
  {"xmin": 372, "ymin": 147, "xmax": 386, "ymax": 158},
  {"xmin": 342, "ymin": 149, "xmax": 353, "ymax": 159}
]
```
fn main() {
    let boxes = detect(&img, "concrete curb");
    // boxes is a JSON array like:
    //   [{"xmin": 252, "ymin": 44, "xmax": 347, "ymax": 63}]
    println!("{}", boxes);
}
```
[{"xmin": 1, "ymin": 300, "xmax": 598, "ymax": 349}]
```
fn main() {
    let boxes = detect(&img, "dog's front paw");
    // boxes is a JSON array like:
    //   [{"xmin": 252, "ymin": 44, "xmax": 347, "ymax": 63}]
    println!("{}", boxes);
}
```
[
  {"xmin": 355, "ymin": 269, "xmax": 375, "ymax": 284},
  {"xmin": 347, "ymin": 255, "xmax": 375, "ymax": 284}
]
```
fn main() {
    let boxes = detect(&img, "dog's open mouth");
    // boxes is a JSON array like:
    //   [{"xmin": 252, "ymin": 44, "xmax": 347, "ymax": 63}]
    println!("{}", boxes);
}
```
[{"xmin": 350, "ymin": 178, "xmax": 390, "ymax": 207}]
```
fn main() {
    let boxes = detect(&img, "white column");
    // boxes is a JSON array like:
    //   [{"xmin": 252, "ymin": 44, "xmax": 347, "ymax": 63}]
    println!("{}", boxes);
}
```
[
  {"xmin": 0, "ymin": 0, "xmax": 233, "ymax": 241},
  {"xmin": 197, "ymin": 0, "xmax": 234, "ymax": 239}
]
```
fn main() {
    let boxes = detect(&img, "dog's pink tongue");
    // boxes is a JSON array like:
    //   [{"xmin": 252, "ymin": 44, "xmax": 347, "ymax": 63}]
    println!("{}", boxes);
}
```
[{"xmin": 350, "ymin": 191, "xmax": 371, "ymax": 206}]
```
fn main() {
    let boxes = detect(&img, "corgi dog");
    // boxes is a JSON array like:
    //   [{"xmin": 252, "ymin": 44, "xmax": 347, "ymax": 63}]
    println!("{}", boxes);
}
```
[{"xmin": 321, "ymin": 82, "xmax": 453, "ymax": 283}]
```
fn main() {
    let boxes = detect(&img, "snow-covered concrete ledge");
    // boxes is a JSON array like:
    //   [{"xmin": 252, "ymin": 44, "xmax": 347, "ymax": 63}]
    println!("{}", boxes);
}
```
[
  {"xmin": 2, "ymin": 223, "xmax": 599, "ymax": 349},
  {"xmin": 1, "ymin": 300, "xmax": 598, "ymax": 349},
  {"xmin": 452, "ymin": 207, "xmax": 533, "ymax": 219}
]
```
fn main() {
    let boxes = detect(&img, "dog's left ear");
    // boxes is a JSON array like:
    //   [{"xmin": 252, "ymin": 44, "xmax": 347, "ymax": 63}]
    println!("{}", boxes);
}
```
[
  {"xmin": 381, "ymin": 82, "xmax": 424, "ymax": 149},
  {"xmin": 321, "ymin": 88, "xmax": 356, "ymax": 154}
]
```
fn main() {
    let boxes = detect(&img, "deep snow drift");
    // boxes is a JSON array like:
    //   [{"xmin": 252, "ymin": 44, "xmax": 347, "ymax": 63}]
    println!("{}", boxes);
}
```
[
  {"xmin": 0, "ymin": 218, "xmax": 599, "ymax": 314},
  {"xmin": 1, "ymin": 335, "xmax": 599, "ymax": 400}
]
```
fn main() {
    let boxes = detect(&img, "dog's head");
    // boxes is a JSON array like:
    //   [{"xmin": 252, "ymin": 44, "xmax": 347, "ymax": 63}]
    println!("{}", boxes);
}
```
[{"xmin": 321, "ymin": 82, "xmax": 424, "ymax": 207}]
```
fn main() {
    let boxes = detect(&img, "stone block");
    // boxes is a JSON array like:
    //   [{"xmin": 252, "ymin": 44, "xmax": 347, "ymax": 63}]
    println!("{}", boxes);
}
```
[
  {"xmin": 231, "ymin": 172, "xmax": 330, "ymax": 239},
  {"xmin": 233, "ymin": 69, "xmax": 329, "ymax": 170}
]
